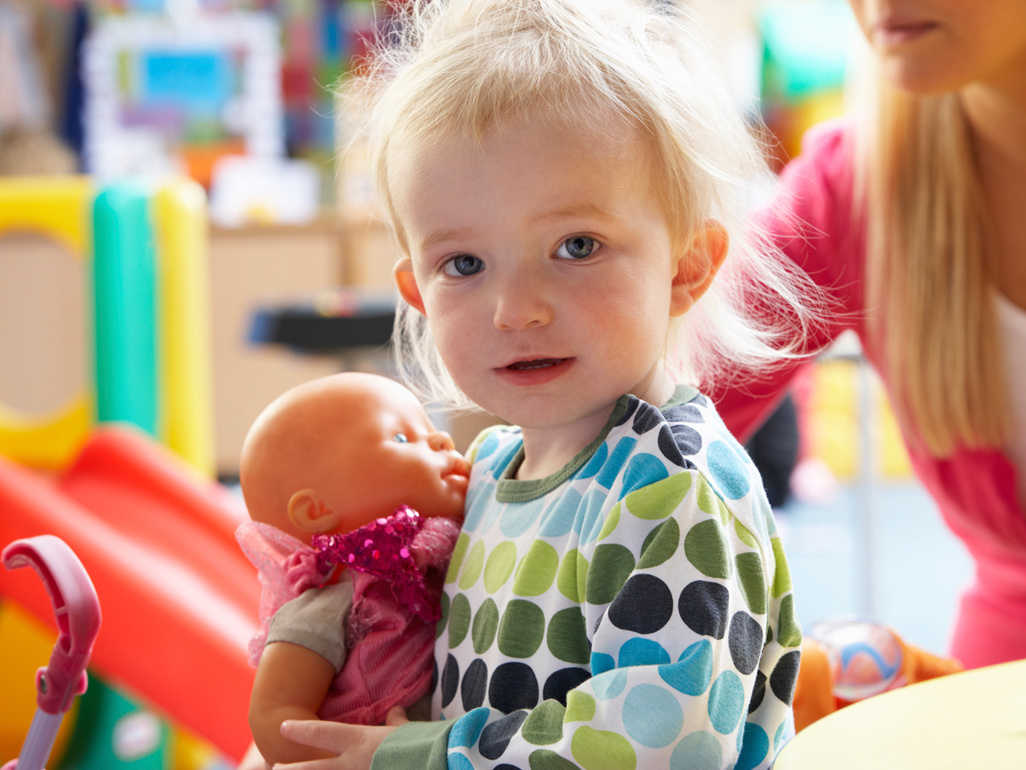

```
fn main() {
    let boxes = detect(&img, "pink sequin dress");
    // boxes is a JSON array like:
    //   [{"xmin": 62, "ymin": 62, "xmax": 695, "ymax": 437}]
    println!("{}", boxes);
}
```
[{"xmin": 237, "ymin": 506, "xmax": 461, "ymax": 725}]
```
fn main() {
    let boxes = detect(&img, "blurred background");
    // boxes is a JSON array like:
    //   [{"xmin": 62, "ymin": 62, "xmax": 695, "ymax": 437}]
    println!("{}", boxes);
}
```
[{"xmin": 0, "ymin": 0, "xmax": 971, "ymax": 767}]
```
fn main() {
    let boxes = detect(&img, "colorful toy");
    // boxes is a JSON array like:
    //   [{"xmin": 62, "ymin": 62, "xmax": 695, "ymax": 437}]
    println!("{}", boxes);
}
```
[
  {"xmin": 792, "ymin": 616, "xmax": 964, "ymax": 732},
  {"xmin": 1, "ymin": 535, "xmax": 100, "ymax": 770},
  {"xmin": 236, "ymin": 372, "xmax": 467, "ymax": 765},
  {"xmin": 0, "ymin": 176, "xmax": 214, "ymax": 475},
  {"xmin": 0, "ymin": 425, "xmax": 259, "ymax": 760}
]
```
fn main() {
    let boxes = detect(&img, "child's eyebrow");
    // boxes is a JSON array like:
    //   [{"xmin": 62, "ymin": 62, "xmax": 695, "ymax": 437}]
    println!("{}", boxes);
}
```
[
  {"xmin": 536, "ymin": 202, "xmax": 614, "ymax": 224},
  {"xmin": 420, "ymin": 226, "xmax": 473, "ymax": 252}
]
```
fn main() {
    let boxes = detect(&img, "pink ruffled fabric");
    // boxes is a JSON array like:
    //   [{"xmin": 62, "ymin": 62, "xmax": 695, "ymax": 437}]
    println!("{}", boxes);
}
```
[{"xmin": 236, "ymin": 507, "xmax": 461, "ymax": 724}]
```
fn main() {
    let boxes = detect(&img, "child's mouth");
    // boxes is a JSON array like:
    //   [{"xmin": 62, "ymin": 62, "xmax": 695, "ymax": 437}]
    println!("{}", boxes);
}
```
[{"xmin": 507, "ymin": 358, "xmax": 567, "ymax": 370}]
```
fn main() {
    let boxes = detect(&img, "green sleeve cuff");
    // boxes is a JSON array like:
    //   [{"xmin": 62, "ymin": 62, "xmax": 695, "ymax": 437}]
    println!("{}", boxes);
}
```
[{"xmin": 371, "ymin": 719, "xmax": 454, "ymax": 770}]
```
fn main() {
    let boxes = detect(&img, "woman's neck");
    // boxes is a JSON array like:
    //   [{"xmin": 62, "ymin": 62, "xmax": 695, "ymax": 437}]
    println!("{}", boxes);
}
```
[{"xmin": 962, "ymin": 80, "xmax": 1026, "ymax": 309}]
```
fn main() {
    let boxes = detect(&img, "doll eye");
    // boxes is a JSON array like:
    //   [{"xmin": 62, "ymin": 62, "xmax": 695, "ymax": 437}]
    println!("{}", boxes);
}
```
[{"xmin": 393, "ymin": 433, "xmax": 408, "ymax": 443}]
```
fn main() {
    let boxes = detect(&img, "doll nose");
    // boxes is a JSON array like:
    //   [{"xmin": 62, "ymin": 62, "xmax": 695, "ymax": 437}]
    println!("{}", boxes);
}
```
[{"xmin": 428, "ymin": 431, "xmax": 456, "ymax": 452}]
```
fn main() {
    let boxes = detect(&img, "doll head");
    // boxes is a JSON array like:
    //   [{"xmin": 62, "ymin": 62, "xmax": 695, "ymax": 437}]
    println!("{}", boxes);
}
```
[{"xmin": 239, "ymin": 372, "xmax": 469, "ymax": 543}]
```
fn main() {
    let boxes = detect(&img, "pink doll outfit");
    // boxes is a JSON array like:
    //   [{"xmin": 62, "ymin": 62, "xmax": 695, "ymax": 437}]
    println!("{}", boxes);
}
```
[{"xmin": 237, "ymin": 506, "xmax": 461, "ymax": 724}]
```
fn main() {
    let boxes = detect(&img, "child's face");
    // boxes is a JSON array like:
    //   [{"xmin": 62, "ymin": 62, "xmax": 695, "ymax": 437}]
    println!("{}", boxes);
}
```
[{"xmin": 392, "ymin": 117, "xmax": 698, "ymax": 444}]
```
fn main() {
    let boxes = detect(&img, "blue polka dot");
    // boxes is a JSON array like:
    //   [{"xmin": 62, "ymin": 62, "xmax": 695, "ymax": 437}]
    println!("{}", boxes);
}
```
[
  {"xmin": 670, "ymin": 731, "xmax": 722, "ymax": 770},
  {"xmin": 774, "ymin": 720, "xmax": 786, "ymax": 750},
  {"xmin": 446, "ymin": 752, "xmax": 475, "ymax": 770},
  {"xmin": 574, "ymin": 489, "xmax": 609, "ymax": 545},
  {"xmin": 449, "ymin": 708, "xmax": 491, "ymax": 748},
  {"xmin": 461, "ymin": 489, "xmax": 494, "ymax": 533},
  {"xmin": 591, "ymin": 669, "xmax": 628, "ymax": 701},
  {"xmin": 578, "ymin": 441, "xmax": 609, "ymax": 479},
  {"xmin": 591, "ymin": 652, "xmax": 615, "ymax": 676},
  {"xmin": 707, "ymin": 440, "xmax": 750, "ymax": 500},
  {"xmin": 474, "ymin": 432, "xmax": 501, "ymax": 463},
  {"xmin": 736, "ymin": 723, "xmax": 769, "ymax": 770},
  {"xmin": 659, "ymin": 640, "xmax": 713, "ymax": 696},
  {"xmin": 500, "ymin": 498, "xmax": 546, "ymax": 538},
  {"xmin": 623, "ymin": 685, "xmax": 683, "ymax": 748},
  {"xmin": 539, "ymin": 488, "xmax": 581, "ymax": 537},
  {"xmin": 708, "ymin": 671, "xmax": 745, "ymax": 734},
  {"xmin": 597, "ymin": 437, "xmax": 637, "ymax": 489},
  {"xmin": 619, "ymin": 453, "xmax": 668, "ymax": 499},
  {"xmin": 619, "ymin": 638, "xmax": 671, "ymax": 668}
]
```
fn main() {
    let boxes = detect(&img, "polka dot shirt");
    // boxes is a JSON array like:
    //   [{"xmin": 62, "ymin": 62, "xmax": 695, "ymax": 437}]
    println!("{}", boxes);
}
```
[{"xmin": 373, "ymin": 386, "xmax": 801, "ymax": 770}]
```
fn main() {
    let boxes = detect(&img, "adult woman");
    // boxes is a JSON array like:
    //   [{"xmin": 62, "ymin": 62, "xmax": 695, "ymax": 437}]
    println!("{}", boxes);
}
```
[{"xmin": 718, "ymin": 0, "xmax": 1026, "ymax": 669}]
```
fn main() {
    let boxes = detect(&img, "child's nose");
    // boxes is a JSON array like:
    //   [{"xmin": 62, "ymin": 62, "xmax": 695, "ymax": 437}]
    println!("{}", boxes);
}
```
[
  {"xmin": 492, "ymin": 270, "xmax": 553, "ymax": 330},
  {"xmin": 428, "ymin": 431, "xmax": 455, "ymax": 452}
]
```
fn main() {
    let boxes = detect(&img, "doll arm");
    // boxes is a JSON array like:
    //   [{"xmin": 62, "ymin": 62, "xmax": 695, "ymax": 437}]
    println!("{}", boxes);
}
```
[{"xmin": 249, "ymin": 641, "xmax": 337, "ymax": 765}]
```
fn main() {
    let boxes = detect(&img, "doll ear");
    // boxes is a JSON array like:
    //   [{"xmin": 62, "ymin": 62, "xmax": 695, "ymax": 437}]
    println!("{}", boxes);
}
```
[{"xmin": 287, "ymin": 489, "xmax": 343, "ymax": 535}]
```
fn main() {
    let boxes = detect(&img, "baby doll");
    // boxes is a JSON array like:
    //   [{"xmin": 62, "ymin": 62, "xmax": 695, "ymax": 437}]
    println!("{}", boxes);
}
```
[{"xmin": 235, "ymin": 372, "xmax": 468, "ymax": 765}]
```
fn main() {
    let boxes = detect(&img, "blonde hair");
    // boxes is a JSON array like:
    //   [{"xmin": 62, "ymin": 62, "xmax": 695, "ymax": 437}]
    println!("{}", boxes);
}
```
[
  {"xmin": 857, "ymin": 57, "xmax": 1007, "ymax": 456},
  {"xmin": 344, "ymin": 0, "xmax": 826, "ymax": 409}
]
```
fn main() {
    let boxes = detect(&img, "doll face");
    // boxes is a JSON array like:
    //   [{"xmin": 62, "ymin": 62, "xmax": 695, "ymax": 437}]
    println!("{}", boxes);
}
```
[{"xmin": 319, "ymin": 383, "xmax": 469, "ymax": 532}]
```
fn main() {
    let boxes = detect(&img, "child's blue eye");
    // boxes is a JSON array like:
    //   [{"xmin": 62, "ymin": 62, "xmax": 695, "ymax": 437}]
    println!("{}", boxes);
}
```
[
  {"xmin": 443, "ymin": 254, "xmax": 484, "ymax": 277},
  {"xmin": 557, "ymin": 236, "xmax": 597, "ymax": 260},
  {"xmin": 393, "ymin": 433, "xmax": 408, "ymax": 443}
]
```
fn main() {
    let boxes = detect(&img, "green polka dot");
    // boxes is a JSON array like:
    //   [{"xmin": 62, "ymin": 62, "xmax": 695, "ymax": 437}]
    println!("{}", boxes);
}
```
[
  {"xmin": 557, "ymin": 549, "xmax": 585, "ymax": 602},
  {"xmin": 637, "ymin": 518, "xmax": 680, "ymax": 570},
  {"xmin": 472, "ymin": 597, "xmax": 499, "ymax": 654},
  {"xmin": 513, "ymin": 540, "xmax": 559, "ymax": 597},
  {"xmin": 695, "ymin": 476, "xmax": 719, "ymax": 517},
  {"xmin": 498, "ymin": 599, "xmax": 545, "ymax": 658},
  {"xmin": 565, "ymin": 690, "xmax": 596, "ymax": 722},
  {"xmin": 448, "ymin": 593, "xmax": 471, "ymax": 648},
  {"xmin": 446, "ymin": 533, "xmax": 470, "ymax": 584},
  {"xmin": 734, "ymin": 519, "xmax": 758, "ymax": 548},
  {"xmin": 625, "ymin": 472, "xmax": 691, "ymax": 520},
  {"xmin": 735, "ymin": 552, "xmax": 767, "ymax": 615},
  {"xmin": 571, "ymin": 726, "xmax": 637, "ymax": 770},
  {"xmin": 547, "ymin": 607, "xmax": 591, "ymax": 664},
  {"xmin": 597, "ymin": 502, "xmax": 621, "ymax": 541},
  {"xmin": 484, "ymin": 541, "xmax": 517, "ymax": 593},
  {"xmin": 777, "ymin": 593, "xmax": 801, "ymax": 647},
  {"xmin": 684, "ymin": 519, "xmax": 731, "ymax": 579},
  {"xmin": 771, "ymin": 537, "xmax": 792, "ymax": 597},
  {"xmin": 585, "ymin": 545, "xmax": 635, "ymax": 605},
  {"xmin": 458, "ymin": 540, "xmax": 485, "ymax": 591},
  {"xmin": 436, "ymin": 591, "xmax": 450, "ymax": 640},
  {"xmin": 529, "ymin": 749, "xmax": 584, "ymax": 770},
  {"xmin": 522, "ymin": 699, "xmax": 566, "ymax": 746}
]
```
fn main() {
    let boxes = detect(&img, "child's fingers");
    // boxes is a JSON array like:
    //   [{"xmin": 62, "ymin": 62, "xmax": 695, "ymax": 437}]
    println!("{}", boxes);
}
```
[
  {"xmin": 384, "ymin": 705, "xmax": 409, "ymax": 726},
  {"xmin": 279, "ymin": 719, "xmax": 346, "ymax": 752}
]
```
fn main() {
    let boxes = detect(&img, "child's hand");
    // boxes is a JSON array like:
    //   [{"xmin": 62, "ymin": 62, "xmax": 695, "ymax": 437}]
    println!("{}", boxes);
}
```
[{"xmin": 273, "ymin": 706, "xmax": 410, "ymax": 769}]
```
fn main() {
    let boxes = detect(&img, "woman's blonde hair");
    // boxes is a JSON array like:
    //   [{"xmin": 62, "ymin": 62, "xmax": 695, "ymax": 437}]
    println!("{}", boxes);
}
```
[
  {"xmin": 857, "ymin": 55, "xmax": 1008, "ymax": 456},
  {"xmin": 343, "ymin": 0, "xmax": 826, "ymax": 409}
]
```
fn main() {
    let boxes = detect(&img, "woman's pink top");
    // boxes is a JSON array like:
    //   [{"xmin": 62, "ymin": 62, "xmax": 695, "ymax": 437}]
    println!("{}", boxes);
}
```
[{"xmin": 716, "ymin": 120, "xmax": 1026, "ymax": 668}]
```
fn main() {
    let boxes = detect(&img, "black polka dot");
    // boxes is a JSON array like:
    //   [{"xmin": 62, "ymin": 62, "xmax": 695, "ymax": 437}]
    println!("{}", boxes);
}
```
[
  {"xmin": 543, "ymin": 667, "xmax": 592, "ymax": 705},
  {"xmin": 632, "ymin": 403, "xmax": 664, "ymax": 434},
  {"xmin": 608, "ymin": 574, "xmax": 673, "ymax": 634},
  {"xmin": 461, "ymin": 658, "xmax": 488, "ymax": 711},
  {"xmin": 728, "ymin": 611, "xmax": 763, "ymax": 675},
  {"xmin": 615, "ymin": 399, "xmax": 639, "ymax": 426},
  {"xmin": 489, "ymin": 662, "xmax": 539, "ymax": 713},
  {"xmin": 495, "ymin": 766, "xmax": 523, "ymax": 770},
  {"xmin": 480, "ymin": 709, "xmax": 529, "ymax": 760},
  {"xmin": 748, "ymin": 670, "xmax": 767, "ymax": 714},
  {"xmin": 658, "ymin": 424, "xmax": 701, "ymax": 467},
  {"xmin": 441, "ymin": 654, "xmax": 460, "ymax": 708},
  {"xmin": 663, "ymin": 403, "xmax": 705, "ymax": 424},
  {"xmin": 770, "ymin": 650, "xmax": 801, "ymax": 705},
  {"xmin": 678, "ymin": 580, "xmax": 730, "ymax": 639}
]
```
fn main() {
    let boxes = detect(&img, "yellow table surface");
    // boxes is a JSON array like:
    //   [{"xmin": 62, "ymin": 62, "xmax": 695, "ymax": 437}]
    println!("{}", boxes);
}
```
[{"xmin": 774, "ymin": 659, "xmax": 1026, "ymax": 769}]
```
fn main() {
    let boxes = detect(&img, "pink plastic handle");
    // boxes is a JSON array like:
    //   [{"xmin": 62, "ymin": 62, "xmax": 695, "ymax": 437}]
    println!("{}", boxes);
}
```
[{"xmin": 2, "ymin": 535, "xmax": 101, "ymax": 715}]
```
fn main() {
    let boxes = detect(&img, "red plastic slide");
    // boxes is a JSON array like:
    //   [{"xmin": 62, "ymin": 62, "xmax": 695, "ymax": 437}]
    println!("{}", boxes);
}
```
[{"xmin": 0, "ymin": 426, "xmax": 260, "ymax": 760}]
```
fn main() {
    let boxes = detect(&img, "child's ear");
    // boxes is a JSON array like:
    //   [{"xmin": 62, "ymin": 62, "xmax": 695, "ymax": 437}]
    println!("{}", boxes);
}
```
[
  {"xmin": 394, "ymin": 258, "xmax": 427, "ymax": 315},
  {"xmin": 287, "ymin": 490, "xmax": 343, "ymax": 535},
  {"xmin": 670, "ymin": 220, "xmax": 728, "ymax": 317}
]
